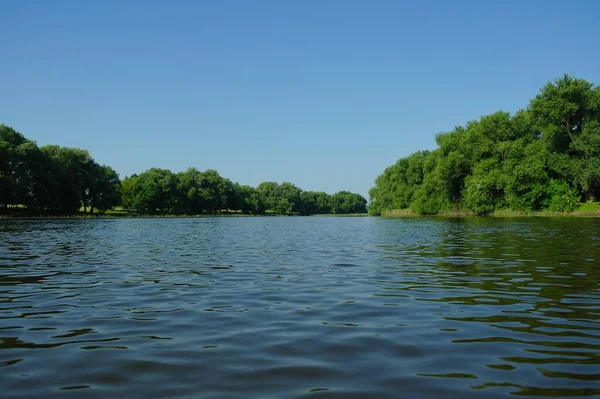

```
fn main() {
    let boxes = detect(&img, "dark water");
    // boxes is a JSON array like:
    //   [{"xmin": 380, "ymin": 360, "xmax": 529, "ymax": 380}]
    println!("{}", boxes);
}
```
[{"xmin": 1, "ymin": 217, "xmax": 599, "ymax": 398}]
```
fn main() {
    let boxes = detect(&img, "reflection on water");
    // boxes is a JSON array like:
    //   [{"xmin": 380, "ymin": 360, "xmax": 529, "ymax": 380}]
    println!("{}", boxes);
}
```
[{"xmin": 0, "ymin": 217, "xmax": 599, "ymax": 398}]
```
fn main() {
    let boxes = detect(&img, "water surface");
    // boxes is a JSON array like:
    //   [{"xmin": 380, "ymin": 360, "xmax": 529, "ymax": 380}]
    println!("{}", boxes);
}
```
[{"xmin": 1, "ymin": 217, "xmax": 599, "ymax": 398}]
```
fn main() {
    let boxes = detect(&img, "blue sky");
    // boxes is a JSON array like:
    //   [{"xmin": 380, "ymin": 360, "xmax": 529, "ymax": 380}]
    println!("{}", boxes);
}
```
[{"xmin": 2, "ymin": 0, "xmax": 600, "ymax": 198}]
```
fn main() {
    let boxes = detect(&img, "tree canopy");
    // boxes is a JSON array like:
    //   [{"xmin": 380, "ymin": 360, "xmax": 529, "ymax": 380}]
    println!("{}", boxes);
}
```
[
  {"xmin": 1, "ymin": 124, "xmax": 366, "ymax": 216},
  {"xmin": 0, "ymin": 124, "xmax": 121, "ymax": 215},
  {"xmin": 120, "ymin": 174, "xmax": 366, "ymax": 216},
  {"xmin": 369, "ymin": 75, "xmax": 600, "ymax": 215}
]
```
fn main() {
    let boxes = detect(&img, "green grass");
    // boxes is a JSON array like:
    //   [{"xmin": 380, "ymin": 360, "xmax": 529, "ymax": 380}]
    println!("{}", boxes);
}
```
[
  {"xmin": 491, "ymin": 209, "xmax": 539, "ymax": 217},
  {"xmin": 103, "ymin": 207, "xmax": 134, "ymax": 216},
  {"xmin": 381, "ymin": 209, "xmax": 420, "ymax": 217},
  {"xmin": 381, "ymin": 209, "xmax": 476, "ymax": 217},
  {"xmin": 575, "ymin": 201, "xmax": 599, "ymax": 213},
  {"xmin": 380, "ymin": 203, "xmax": 600, "ymax": 218}
]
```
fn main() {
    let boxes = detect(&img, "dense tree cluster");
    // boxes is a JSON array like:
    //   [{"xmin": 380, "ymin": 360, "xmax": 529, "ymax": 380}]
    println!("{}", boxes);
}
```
[
  {"xmin": 1, "ymin": 125, "xmax": 367, "ymax": 216},
  {"xmin": 0, "ymin": 125, "xmax": 121, "ymax": 215},
  {"xmin": 369, "ymin": 75, "xmax": 600, "ymax": 215},
  {"xmin": 122, "ymin": 171, "xmax": 367, "ymax": 215},
  {"xmin": 255, "ymin": 182, "xmax": 367, "ymax": 215}
]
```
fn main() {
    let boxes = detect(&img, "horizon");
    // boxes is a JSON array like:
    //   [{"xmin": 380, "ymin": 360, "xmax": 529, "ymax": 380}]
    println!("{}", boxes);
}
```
[{"xmin": 2, "ymin": 0, "xmax": 600, "ymax": 198}]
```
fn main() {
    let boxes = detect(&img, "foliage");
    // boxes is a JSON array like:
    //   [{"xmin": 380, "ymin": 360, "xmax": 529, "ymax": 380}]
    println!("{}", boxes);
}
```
[
  {"xmin": 121, "ymin": 168, "xmax": 177, "ymax": 214},
  {"xmin": 90, "ymin": 165, "xmax": 122, "ymax": 214},
  {"xmin": 545, "ymin": 180, "xmax": 580, "ymax": 212},
  {"xmin": 300, "ymin": 191, "xmax": 331, "ymax": 215},
  {"xmin": 231, "ymin": 184, "xmax": 265, "ymax": 214},
  {"xmin": 1, "ymin": 124, "xmax": 366, "ymax": 216},
  {"xmin": 0, "ymin": 124, "xmax": 121, "ymax": 215},
  {"xmin": 329, "ymin": 191, "xmax": 368, "ymax": 214},
  {"xmin": 370, "ymin": 75, "xmax": 600, "ymax": 215}
]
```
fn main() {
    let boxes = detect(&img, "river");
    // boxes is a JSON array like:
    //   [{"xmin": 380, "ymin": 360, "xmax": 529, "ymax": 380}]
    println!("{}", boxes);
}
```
[{"xmin": 1, "ymin": 217, "xmax": 599, "ymax": 398}]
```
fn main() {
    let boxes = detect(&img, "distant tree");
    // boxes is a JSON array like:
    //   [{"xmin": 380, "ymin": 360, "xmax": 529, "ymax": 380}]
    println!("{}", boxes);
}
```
[
  {"xmin": 232, "ymin": 184, "xmax": 265, "ymax": 214},
  {"xmin": 256, "ymin": 181, "xmax": 302, "ymax": 214},
  {"xmin": 278, "ymin": 182, "xmax": 302, "ymax": 214},
  {"xmin": 89, "ymin": 165, "xmax": 121, "ymax": 214},
  {"xmin": 300, "ymin": 191, "xmax": 319, "ymax": 215},
  {"xmin": 329, "ymin": 191, "xmax": 367, "ymax": 214},
  {"xmin": 121, "ymin": 168, "xmax": 177, "ymax": 214},
  {"xmin": 300, "ymin": 191, "xmax": 332, "ymax": 215},
  {"xmin": 257, "ymin": 181, "xmax": 280, "ymax": 211},
  {"xmin": 175, "ymin": 167, "xmax": 205, "ymax": 214},
  {"xmin": 198, "ymin": 169, "xmax": 230, "ymax": 213},
  {"xmin": 226, "ymin": 182, "xmax": 242, "ymax": 212},
  {"xmin": 121, "ymin": 174, "xmax": 139, "ymax": 213},
  {"xmin": 0, "ymin": 125, "xmax": 30, "ymax": 211},
  {"xmin": 314, "ymin": 191, "xmax": 332, "ymax": 214},
  {"xmin": 39, "ymin": 145, "xmax": 94, "ymax": 214}
]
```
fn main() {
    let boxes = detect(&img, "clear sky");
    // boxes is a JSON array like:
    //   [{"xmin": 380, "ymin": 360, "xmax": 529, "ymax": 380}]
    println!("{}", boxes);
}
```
[{"xmin": 2, "ymin": 0, "xmax": 599, "ymax": 198}]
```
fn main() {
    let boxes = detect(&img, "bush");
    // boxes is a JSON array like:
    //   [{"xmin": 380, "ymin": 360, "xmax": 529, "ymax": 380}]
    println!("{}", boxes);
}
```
[{"xmin": 545, "ymin": 180, "xmax": 580, "ymax": 212}]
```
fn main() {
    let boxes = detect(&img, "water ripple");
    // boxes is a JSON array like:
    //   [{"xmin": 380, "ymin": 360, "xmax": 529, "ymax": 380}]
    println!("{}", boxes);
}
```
[{"xmin": 0, "ymin": 217, "xmax": 599, "ymax": 398}]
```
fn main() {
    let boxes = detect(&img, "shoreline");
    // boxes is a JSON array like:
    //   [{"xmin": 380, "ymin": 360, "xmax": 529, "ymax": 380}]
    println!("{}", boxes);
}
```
[
  {"xmin": 4, "ymin": 208, "xmax": 600, "ymax": 219},
  {"xmin": 0, "ymin": 213, "xmax": 370, "ymax": 220},
  {"xmin": 378, "ymin": 208, "xmax": 600, "ymax": 218}
]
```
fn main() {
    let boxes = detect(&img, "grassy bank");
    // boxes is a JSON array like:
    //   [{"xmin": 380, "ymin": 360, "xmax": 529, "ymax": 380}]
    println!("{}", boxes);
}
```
[
  {"xmin": 379, "ymin": 202, "xmax": 600, "ymax": 218},
  {"xmin": 380, "ymin": 209, "xmax": 476, "ymax": 217}
]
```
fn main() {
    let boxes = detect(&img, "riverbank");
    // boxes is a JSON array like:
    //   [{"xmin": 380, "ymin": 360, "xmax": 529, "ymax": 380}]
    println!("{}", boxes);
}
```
[
  {"xmin": 379, "ymin": 202, "xmax": 600, "ymax": 217},
  {"xmin": 0, "ymin": 209, "xmax": 369, "ymax": 219}
]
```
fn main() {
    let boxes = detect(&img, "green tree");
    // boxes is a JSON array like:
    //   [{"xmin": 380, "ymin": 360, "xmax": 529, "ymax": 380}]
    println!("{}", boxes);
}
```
[
  {"xmin": 121, "ymin": 168, "xmax": 177, "ymax": 214},
  {"xmin": 278, "ymin": 182, "xmax": 302, "ymax": 215},
  {"xmin": 175, "ymin": 167, "xmax": 205, "ymax": 214},
  {"xmin": 89, "ymin": 165, "xmax": 122, "ymax": 214},
  {"xmin": 545, "ymin": 179, "xmax": 580, "ymax": 212},
  {"xmin": 232, "ymin": 184, "xmax": 265, "ymax": 214},
  {"xmin": 370, "ymin": 75, "xmax": 600, "ymax": 215},
  {"xmin": 530, "ymin": 75, "xmax": 600, "ymax": 200},
  {"xmin": 329, "ymin": 191, "xmax": 367, "ymax": 214},
  {"xmin": 257, "ymin": 181, "xmax": 280, "ymax": 211},
  {"xmin": 39, "ymin": 145, "xmax": 92, "ymax": 214},
  {"xmin": 300, "ymin": 191, "xmax": 331, "ymax": 215},
  {"xmin": 256, "ymin": 181, "xmax": 302, "ymax": 214},
  {"xmin": 530, "ymin": 75, "xmax": 598, "ymax": 154},
  {"xmin": 198, "ymin": 169, "xmax": 230, "ymax": 213},
  {"xmin": 0, "ymin": 125, "xmax": 30, "ymax": 211}
]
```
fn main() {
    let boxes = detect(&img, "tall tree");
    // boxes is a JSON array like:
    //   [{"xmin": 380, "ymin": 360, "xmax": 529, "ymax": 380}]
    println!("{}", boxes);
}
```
[
  {"xmin": 0, "ymin": 125, "xmax": 30, "ymax": 211},
  {"xmin": 370, "ymin": 75, "xmax": 600, "ymax": 215},
  {"xmin": 257, "ymin": 181, "xmax": 280, "ymax": 211},
  {"xmin": 89, "ymin": 165, "xmax": 122, "ymax": 214},
  {"xmin": 329, "ymin": 191, "xmax": 367, "ymax": 214},
  {"xmin": 121, "ymin": 168, "xmax": 177, "ymax": 214}
]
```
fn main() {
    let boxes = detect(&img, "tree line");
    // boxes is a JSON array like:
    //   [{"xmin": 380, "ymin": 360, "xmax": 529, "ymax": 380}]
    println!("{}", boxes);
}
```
[
  {"xmin": 0, "ymin": 125, "xmax": 367, "ymax": 216},
  {"xmin": 369, "ymin": 75, "xmax": 600, "ymax": 215},
  {"xmin": 121, "ymin": 168, "xmax": 366, "ymax": 215},
  {"xmin": 0, "ymin": 126, "xmax": 121, "ymax": 215}
]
